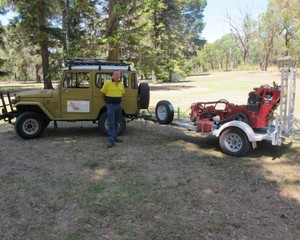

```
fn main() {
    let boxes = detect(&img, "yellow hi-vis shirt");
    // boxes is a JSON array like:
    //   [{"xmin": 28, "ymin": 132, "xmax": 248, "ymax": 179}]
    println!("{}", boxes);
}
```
[{"xmin": 101, "ymin": 81, "xmax": 125, "ymax": 97}]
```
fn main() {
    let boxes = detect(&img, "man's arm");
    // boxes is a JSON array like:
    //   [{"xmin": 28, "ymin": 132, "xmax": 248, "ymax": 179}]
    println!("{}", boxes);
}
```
[{"xmin": 100, "ymin": 91, "xmax": 106, "ymax": 102}]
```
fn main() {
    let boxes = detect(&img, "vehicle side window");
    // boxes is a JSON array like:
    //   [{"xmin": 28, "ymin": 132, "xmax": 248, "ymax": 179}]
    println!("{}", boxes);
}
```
[
  {"xmin": 77, "ymin": 72, "xmax": 90, "ymax": 88},
  {"xmin": 131, "ymin": 73, "xmax": 138, "ymax": 89},
  {"xmin": 122, "ymin": 73, "xmax": 129, "ymax": 88},
  {"xmin": 63, "ymin": 72, "xmax": 90, "ymax": 88},
  {"xmin": 95, "ymin": 73, "xmax": 112, "ymax": 88},
  {"xmin": 64, "ymin": 72, "xmax": 76, "ymax": 88}
]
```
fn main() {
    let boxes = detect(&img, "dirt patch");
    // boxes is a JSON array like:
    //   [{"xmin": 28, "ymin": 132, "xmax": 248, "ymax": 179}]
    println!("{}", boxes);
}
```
[{"xmin": 1, "ymin": 71, "xmax": 300, "ymax": 239}]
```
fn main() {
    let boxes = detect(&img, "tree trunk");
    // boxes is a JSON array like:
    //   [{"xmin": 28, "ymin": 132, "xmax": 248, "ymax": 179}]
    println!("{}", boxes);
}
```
[
  {"xmin": 62, "ymin": 0, "xmax": 70, "ymax": 54},
  {"xmin": 108, "ymin": 44, "xmax": 119, "ymax": 61},
  {"xmin": 284, "ymin": 31, "xmax": 290, "ymax": 56},
  {"xmin": 37, "ymin": 0, "xmax": 53, "ymax": 89},
  {"xmin": 152, "ymin": 6, "xmax": 160, "ymax": 81},
  {"xmin": 40, "ymin": 41, "xmax": 52, "ymax": 89},
  {"xmin": 263, "ymin": 42, "xmax": 272, "ymax": 71},
  {"xmin": 35, "ymin": 64, "xmax": 41, "ymax": 83},
  {"xmin": 243, "ymin": 50, "xmax": 249, "ymax": 64},
  {"xmin": 107, "ymin": 0, "xmax": 119, "ymax": 61},
  {"xmin": 262, "ymin": 27, "xmax": 277, "ymax": 71}
]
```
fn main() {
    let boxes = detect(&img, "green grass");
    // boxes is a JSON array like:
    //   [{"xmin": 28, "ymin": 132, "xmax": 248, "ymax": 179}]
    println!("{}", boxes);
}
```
[{"xmin": 1, "ymin": 71, "xmax": 300, "ymax": 240}]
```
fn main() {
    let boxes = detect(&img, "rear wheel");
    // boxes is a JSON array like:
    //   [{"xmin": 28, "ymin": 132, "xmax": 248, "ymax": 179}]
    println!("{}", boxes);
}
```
[
  {"xmin": 155, "ymin": 100, "xmax": 174, "ymax": 124},
  {"xmin": 98, "ymin": 111, "xmax": 126, "ymax": 136},
  {"xmin": 15, "ymin": 112, "xmax": 44, "ymax": 139},
  {"xmin": 219, "ymin": 127, "xmax": 250, "ymax": 156}
]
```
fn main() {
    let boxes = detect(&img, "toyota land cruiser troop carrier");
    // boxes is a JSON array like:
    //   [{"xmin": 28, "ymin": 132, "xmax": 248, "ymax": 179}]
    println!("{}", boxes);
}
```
[{"xmin": 0, "ymin": 58, "xmax": 174, "ymax": 139}]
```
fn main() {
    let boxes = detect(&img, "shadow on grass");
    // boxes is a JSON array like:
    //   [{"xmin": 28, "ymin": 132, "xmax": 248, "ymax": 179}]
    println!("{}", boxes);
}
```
[{"xmin": 1, "ymin": 119, "xmax": 299, "ymax": 239}]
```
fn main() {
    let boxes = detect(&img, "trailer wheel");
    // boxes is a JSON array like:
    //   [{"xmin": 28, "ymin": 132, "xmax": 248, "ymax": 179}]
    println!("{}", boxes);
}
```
[
  {"xmin": 15, "ymin": 112, "xmax": 44, "ymax": 139},
  {"xmin": 155, "ymin": 100, "xmax": 174, "ymax": 124},
  {"xmin": 98, "ymin": 111, "xmax": 126, "ymax": 136},
  {"xmin": 219, "ymin": 127, "xmax": 250, "ymax": 156}
]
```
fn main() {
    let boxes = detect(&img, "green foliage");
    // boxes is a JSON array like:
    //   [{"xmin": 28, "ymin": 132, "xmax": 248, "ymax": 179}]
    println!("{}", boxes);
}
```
[
  {"xmin": 198, "ymin": 0, "xmax": 300, "ymax": 72},
  {"xmin": 215, "ymin": 34, "xmax": 242, "ymax": 70},
  {"xmin": 2, "ymin": 0, "xmax": 300, "ymax": 83},
  {"xmin": 183, "ymin": 0, "xmax": 207, "ymax": 37},
  {"xmin": 0, "ymin": 0, "xmax": 207, "ymax": 82},
  {"xmin": 196, "ymin": 43, "xmax": 218, "ymax": 71}
]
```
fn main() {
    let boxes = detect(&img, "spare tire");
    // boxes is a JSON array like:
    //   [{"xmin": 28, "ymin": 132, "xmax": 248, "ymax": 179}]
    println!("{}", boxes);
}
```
[
  {"xmin": 155, "ymin": 100, "xmax": 174, "ymax": 124},
  {"xmin": 138, "ymin": 83, "xmax": 150, "ymax": 109}
]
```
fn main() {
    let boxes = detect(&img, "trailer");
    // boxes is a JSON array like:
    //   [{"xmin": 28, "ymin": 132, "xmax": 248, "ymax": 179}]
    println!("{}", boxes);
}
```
[{"xmin": 155, "ymin": 67, "xmax": 299, "ymax": 156}]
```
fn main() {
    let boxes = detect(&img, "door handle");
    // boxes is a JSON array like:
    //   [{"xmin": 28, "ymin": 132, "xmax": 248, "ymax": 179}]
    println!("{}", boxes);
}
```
[{"xmin": 84, "ymin": 97, "xmax": 90, "ymax": 100}]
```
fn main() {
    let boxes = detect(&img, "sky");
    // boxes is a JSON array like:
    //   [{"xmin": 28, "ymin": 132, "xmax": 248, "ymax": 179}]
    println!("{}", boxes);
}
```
[
  {"xmin": 202, "ymin": 0, "xmax": 268, "ymax": 42},
  {"xmin": 0, "ymin": 0, "xmax": 268, "ymax": 43},
  {"xmin": 0, "ymin": 11, "xmax": 16, "ymax": 25}
]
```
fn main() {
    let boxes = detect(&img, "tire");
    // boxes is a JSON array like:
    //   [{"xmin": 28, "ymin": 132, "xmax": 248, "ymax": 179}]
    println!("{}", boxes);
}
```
[
  {"xmin": 139, "ymin": 83, "xmax": 150, "ymax": 109},
  {"xmin": 15, "ymin": 112, "xmax": 44, "ymax": 139},
  {"xmin": 43, "ymin": 118, "xmax": 51, "ymax": 129},
  {"xmin": 234, "ymin": 113, "xmax": 249, "ymax": 125},
  {"xmin": 98, "ymin": 111, "xmax": 126, "ymax": 136},
  {"xmin": 155, "ymin": 100, "xmax": 174, "ymax": 124},
  {"xmin": 219, "ymin": 127, "xmax": 250, "ymax": 156}
]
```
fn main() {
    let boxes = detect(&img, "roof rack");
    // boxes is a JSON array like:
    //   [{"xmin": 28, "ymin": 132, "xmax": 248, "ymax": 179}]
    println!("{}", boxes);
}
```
[{"xmin": 65, "ymin": 58, "xmax": 131, "ymax": 71}]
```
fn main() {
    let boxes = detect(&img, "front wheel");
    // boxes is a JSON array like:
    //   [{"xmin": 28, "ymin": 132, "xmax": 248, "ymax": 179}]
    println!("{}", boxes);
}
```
[
  {"xmin": 15, "ymin": 112, "xmax": 44, "ymax": 139},
  {"xmin": 219, "ymin": 128, "xmax": 250, "ymax": 156},
  {"xmin": 155, "ymin": 100, "xmax": 174, "ymax": 124},
  {"xmin": 98, "ymin": 112, "xmax": 126, "ymax": 136}
]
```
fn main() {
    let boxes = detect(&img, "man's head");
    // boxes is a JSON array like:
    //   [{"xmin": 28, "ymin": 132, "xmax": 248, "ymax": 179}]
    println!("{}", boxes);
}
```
[{"xmin": 112, "ymin": 70, "xmax": 121, "ymax": 82}]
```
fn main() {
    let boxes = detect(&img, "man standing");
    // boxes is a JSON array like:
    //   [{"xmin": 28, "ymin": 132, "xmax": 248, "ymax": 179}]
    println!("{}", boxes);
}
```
[{"xmin": 100, "ymin": 70, "xmax": 125, "ymax": 148}]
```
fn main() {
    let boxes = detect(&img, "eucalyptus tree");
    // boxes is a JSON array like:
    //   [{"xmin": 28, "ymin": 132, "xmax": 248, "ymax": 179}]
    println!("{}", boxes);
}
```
[
  {"xmin": 257, "ymin": 10, "xmax": 279, "ymax": 71},
  {"xmin": 225, "ymin": 11, "xmax": 257, "ymax": 64},
  {"xmin": 215, "ymin": 34, "xmax": 241, "ymax": 71},
  {"xmin": 267, "ymin": 0, "xmax": 300, "ymax": 57},
  {"xmin": 196, "ymin": 43, "xmax": 217, "ymax": 71}
]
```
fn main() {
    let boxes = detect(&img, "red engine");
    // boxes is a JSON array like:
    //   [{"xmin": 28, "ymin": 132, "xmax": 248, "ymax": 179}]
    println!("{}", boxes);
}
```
[{"xmin": 190, "ymin": 84, "xmax": 281, "ymax": 132}]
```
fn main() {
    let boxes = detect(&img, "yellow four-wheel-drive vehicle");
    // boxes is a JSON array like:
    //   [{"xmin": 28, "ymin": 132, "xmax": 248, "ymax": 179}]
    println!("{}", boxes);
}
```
[{"xmin": 0, "ymin": 58, "xmax": 174, "ymax": 139}]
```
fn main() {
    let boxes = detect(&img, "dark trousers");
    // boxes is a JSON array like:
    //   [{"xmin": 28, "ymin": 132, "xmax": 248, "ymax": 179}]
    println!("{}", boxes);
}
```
[{"xmin": 106, "ymin": 103, "xmax": 122, "ymax": 143}]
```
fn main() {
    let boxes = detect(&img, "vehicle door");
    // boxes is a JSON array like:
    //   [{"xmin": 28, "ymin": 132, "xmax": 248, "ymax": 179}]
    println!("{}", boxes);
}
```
[
  {"xmin": 121, "ymin": 72, "xmax": 138, "ymax": 114},
  {"xmin": 61, "ymin": 71, "xmax": 94, "ymax": 119},
  {"xmin": 94, "ymin": 72, "xmax": 138, "ymax": 115}
]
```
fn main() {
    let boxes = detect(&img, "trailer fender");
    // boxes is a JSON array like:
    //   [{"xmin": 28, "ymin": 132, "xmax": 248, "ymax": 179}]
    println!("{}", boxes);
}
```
[
  {"xmin": 15, "ymin": 102, "xmax": 54, "ymax": 120},
  {"xmin": 213, "ymin": 120, "xmax": 267, "ymax": 142}
]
